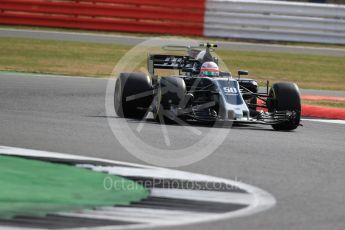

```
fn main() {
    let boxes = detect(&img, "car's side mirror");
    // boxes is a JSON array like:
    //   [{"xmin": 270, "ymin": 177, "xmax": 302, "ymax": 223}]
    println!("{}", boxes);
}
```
[{"xmin": 238, "ymin": 70, "xmax": 249, "ymax": 76}]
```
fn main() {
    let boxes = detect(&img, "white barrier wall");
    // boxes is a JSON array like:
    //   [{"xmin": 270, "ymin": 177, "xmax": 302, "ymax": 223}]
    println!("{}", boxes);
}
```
[{"xmin": 204, "ymin": 0, "xmax": 345, "ymax": 44}]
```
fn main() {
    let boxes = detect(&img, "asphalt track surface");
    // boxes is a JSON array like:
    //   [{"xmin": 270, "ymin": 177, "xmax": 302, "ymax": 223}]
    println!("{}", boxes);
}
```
[
  {"xmin": 1, "ymin": 73, "xmax": 345, "ymax": 230},
  {"xmin": 1, "ymin": 28, "xmax": 345, "ymax": 56}
]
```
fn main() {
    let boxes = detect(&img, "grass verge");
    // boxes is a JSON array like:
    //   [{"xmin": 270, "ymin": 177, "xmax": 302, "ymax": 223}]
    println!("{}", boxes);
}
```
[
  {"xmin": 217, "ymin": 50, "xmax": 345, "ymax": 91},
  {"xmin": 1, "ymin": 37, "xmax": 345, "ymax": 91},
  {"xmin": 303, "ymin": 100, "xmax": 345, "ymax": 109},
  {"xmin": 0, "ymin": 37, "xmax": 131, "ymax": 77}
]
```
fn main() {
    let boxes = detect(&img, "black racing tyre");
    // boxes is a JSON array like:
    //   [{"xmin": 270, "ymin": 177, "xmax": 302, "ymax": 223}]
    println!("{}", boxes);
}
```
[
  {"xmin": 154, "ymin": 77, "xmax": 186, "ymax": 123},
  {"xmin": 114, "ymin": 73, "xmax": 153, "ymax": 119},
  {"xmin": 267, "ymin": 82, "xmax": 301, "ymax": 131}
]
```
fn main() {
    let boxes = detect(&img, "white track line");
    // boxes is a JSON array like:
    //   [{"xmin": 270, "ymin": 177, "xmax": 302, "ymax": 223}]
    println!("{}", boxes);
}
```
[
  {"xmin": 60, "ymin": 208, "xmax": 211, "ymax": 224},
  {"xmin": 79, "ymin": 165, "xmax": 240, "ymax": 184},
  {"xmin": 150, "ymin": 188, "xmax": 254, "ymax": 205},
  {"xmin": 302, "ymin": 118, "xmax": 345, "ymax": 125}
]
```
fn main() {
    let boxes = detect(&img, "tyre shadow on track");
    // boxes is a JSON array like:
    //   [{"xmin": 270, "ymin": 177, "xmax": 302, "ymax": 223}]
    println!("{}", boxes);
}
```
[{"xmin": 88, "ymin": 115, "xmax": 275, "ymax": 132}]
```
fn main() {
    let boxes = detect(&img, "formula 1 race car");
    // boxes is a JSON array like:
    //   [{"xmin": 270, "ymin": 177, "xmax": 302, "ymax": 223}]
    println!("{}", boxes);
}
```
[{"xmin": 114, "ymin": 43, "xmax": 301, "ymax": 131}]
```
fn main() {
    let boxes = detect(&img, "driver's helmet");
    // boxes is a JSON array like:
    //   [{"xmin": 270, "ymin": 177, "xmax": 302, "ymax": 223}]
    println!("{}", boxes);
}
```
[{"xmin": 200, "ymin": 61, "xmax": 220, "ymax": 77}]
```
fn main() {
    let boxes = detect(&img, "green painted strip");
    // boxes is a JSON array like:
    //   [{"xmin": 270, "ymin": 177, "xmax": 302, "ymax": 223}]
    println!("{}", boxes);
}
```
[{"xmin": 0, "ymin": 156, "xmax": 149, "ymax": 219}]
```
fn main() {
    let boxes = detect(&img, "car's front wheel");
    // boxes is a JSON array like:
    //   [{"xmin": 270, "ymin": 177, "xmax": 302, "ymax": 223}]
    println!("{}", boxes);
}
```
[
  {"xmin": 154, "ymin": 77, "xmax": 186, "ymax": 124},
  {"xmin": 267, "ymin": 82, "xmax": 301, "ymax": 131}
]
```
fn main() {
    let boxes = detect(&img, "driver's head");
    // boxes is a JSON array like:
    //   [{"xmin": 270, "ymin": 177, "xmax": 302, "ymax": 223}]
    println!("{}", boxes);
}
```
[{"xmin": 200, "ymin": 62, "xmax": 219, "ymax": 77}]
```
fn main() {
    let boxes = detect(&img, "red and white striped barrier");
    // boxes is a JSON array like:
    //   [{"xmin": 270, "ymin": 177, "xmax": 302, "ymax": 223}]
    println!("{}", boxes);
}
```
[{"xmin": 1, "ymin": 0, "xmax": 345, "ymax": 44}]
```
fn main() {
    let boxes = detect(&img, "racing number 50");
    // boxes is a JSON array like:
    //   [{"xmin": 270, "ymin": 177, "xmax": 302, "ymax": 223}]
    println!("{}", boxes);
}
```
[{"xmin": 223, "ymin": 87, "xmax": 238, "ymax": 94}]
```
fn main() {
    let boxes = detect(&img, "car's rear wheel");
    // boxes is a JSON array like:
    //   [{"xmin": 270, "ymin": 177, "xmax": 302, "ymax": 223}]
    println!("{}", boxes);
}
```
[
  {"xmin": 267, "ymin": 82, "xmax": 301, "ymax": 131},
  {"xmin": 114, "ymin": 73, "xmax": 153, "ymax": 119},
  {"xmin": 154, "ymin": 77, "xmax": 186, "ymax": 124}
]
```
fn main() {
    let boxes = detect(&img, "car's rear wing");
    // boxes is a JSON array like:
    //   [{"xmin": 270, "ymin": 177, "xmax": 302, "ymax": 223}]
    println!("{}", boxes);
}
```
[{"xmin": 148, "ymin": 54, "xmax": 200, "ymax": 76}]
